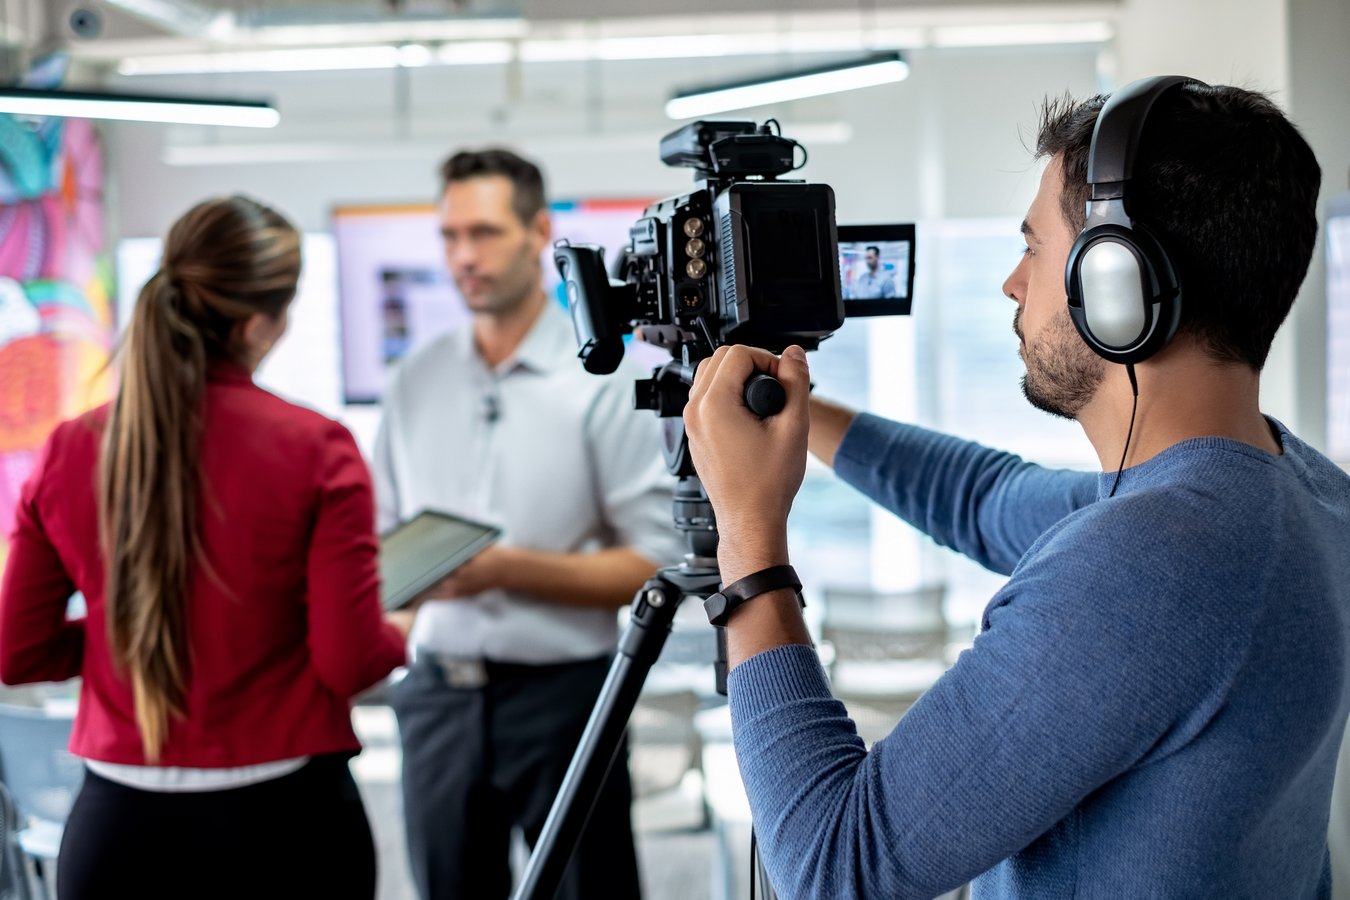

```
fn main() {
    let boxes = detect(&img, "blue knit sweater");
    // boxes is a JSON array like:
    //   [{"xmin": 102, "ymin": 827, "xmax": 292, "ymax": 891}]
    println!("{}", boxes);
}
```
[{"xmin": 728, "ymin": 414, "xmax": 1350, "ymax": 899}]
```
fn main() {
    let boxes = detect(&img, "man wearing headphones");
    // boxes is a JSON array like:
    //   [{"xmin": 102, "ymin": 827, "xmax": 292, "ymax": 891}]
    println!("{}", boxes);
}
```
[{"xmin": 684, "ymin": 79, "xmax": 1350, "ymax": 897}]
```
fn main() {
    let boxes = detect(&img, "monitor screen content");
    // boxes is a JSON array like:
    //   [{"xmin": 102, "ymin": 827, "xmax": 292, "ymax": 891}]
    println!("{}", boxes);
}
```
[{"xmin": 838, "ymin": 223, "xmax": 916, "ymax": 317}]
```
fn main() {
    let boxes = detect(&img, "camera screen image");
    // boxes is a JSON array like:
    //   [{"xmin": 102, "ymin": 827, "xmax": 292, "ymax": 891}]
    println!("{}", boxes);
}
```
[{"xmin": 839, "ymin": 223, "xmax": 916, "ymax": 317}]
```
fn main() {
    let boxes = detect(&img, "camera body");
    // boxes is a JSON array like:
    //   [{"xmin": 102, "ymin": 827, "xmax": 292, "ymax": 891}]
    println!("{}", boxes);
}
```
[{"xmin": 556, "ymin": 120, "xmax": 844, "ymax": 376}]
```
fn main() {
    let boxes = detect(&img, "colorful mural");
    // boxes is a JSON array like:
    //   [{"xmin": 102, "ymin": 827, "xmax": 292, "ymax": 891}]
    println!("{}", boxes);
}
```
[{"xmin": 0, "ymin": 112, "xmax": 114, "ymax": 572}]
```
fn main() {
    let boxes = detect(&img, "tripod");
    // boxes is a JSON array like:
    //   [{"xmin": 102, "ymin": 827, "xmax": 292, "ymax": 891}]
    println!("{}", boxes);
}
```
[{"xmin": 512, "ymin": 361, "xmax": 781, "ymax": 900}]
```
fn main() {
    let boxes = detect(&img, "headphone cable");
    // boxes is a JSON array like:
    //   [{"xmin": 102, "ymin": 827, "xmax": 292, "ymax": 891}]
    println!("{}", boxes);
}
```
[{"xmin": 1109, "ymin": 364, "xmax": 1139, "ymax": 498}]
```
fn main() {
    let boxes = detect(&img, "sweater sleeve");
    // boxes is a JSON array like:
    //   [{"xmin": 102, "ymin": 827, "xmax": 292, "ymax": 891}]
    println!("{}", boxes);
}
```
[
  {"xmin": 304, "ymin": 420, "xmax": 408, "ymax": 697},
  {"xmin": 0, "ymin": 425, "xmax": 84, "ymax": 685},
  {"xmin": 728, "ymin": 505, "xmax": 1247, "ymax": 899},
  {"xmin": 834, "ymin": 414, "xmax": 1098, "ymax": 574}
]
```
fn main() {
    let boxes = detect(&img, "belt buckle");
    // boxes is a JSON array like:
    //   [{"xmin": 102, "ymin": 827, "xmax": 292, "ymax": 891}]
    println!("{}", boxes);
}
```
[{"xmin": 438, "ymin": 656, "xmax": 488, "ymax": 689}]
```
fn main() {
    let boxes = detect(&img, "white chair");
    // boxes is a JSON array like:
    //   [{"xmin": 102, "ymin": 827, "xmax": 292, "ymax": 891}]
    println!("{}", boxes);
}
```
[
  {"xmin": 1, "ymin": 779, "xmax": 38, "ymax": 900},
  {"xmin": 1328, "ymin": 717, "xmax": 1350, "ymax": 900},
  {"xmin": 695, "ymin": 704, "xmax": 970, "ymax": 900},
  {"xmin": 629, "ymin": 601, "xmax": 718, "ymax": 834},
  {"xmin": 819, "ymin": 584, "xmax": 952, "ymax": 747},
  {"xmin": 0, "ymin": 705, "xmax": 82, "ymax": 900}
]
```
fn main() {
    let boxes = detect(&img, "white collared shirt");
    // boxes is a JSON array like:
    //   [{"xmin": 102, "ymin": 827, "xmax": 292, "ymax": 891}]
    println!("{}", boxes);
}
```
[{"xmin": 372, "ymin": 300, "xmax": 682, "ymax": 663}]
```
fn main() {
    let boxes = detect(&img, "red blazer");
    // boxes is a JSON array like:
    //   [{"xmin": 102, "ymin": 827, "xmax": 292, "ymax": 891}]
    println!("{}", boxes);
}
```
[{"xmin": 0, "ymin": 360, "xmax": 407, "ymax": 767}]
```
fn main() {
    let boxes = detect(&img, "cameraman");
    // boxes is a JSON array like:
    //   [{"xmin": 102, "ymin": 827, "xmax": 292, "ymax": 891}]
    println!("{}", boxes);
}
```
[{"xmin": 684, "ymin": 80, "xmax": 1350, "ymax": 897}]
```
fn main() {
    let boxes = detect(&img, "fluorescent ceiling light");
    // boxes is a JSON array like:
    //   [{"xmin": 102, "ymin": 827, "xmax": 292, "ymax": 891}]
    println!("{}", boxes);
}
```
[
  {"xmin": 119, "ymin": 44, "xmax": 431, "ymax": 75},
  {"xmin": 0, "ymin": 88, "xmax": 279, "ymax": 128},
  {"xmin": 254, "ymin": 18, "xmax": 527, "ymax": 47},
  {"xmin": 666, "ymin": 52, "xmax": 908, "ymax": 119},
  {"xmin": 113, "ymin": 31, "xmax": 926, "ymax": 75},
  {"xmin": 119, "ymin": 35, "xmax": 905, "ymax": 75}
]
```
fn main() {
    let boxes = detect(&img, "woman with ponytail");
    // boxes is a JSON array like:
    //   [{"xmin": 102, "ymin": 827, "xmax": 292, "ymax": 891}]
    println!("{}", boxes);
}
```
[{"xmin": 0, "ymin": 196, "xmax": 410, "ymax": 899}]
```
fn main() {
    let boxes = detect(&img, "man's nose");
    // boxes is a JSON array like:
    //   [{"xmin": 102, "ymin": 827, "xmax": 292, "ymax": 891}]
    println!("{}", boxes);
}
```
[{"xmin": 1002, "ymin": 261, "xmax": 1027, "ymax": 304}]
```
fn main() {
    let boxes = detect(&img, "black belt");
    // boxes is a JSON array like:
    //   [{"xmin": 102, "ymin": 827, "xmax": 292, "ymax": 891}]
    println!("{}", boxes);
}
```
[{"xmin": 415, "ymin": 651, "xmax": 609, "ymax": 690}]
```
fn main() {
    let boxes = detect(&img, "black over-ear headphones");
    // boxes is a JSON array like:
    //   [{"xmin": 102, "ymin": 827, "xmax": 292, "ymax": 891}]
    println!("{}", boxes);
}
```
[{"xmin": 1065, "ymin": 75, "xmax": 1205, "ymax": 365}]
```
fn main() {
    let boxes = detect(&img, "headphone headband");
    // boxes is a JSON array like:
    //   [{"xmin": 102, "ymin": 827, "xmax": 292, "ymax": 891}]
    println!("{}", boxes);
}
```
[{"xmin": 1086, "ymin": 75, "xmax": 1197, "ymax": 202}]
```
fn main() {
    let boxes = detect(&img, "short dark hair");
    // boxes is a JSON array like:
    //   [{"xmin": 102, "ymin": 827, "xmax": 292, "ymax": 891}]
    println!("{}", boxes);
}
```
[
  {"xmin": 438, "ymin": 147, "xmax": 547, "ymax": 225},
  {"xmin": 1036, "ymin": 83, "xmax": 1321, "ymax": 370},
  {"xmin": 865, "ymin": 245, "xmax": 881, "ymax": 255}
]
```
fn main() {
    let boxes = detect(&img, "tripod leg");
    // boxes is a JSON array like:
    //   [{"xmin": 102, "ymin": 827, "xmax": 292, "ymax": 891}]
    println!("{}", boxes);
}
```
[
  {"xmin": 752, "ymin": 829, "xmax": 779, "ymax": 900},
  {"xmin": 512, "ymin": 574, "xmax": 683, "ymax": 900}
]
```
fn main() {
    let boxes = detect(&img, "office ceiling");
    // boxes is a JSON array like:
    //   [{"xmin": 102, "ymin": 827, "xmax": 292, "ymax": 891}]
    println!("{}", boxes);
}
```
[
  {"xmin": 85, "ymin": 0, "xmax": 1104, "ymax": 30},
  {"xmin": 9, "ymin": 0, "xmax": 1118, "ymax": 66},
  {"xmin": 0, "ymin": 0, "xmax": 1116, "ymax": 147}
]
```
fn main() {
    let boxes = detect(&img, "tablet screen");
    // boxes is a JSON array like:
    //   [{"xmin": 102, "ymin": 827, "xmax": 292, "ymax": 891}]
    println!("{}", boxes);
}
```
[{"xmin": 379, "ymin": 510, "xmax": 502, "ymax": 611}]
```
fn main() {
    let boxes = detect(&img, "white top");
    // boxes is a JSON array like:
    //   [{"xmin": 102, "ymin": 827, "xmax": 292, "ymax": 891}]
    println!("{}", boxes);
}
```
[
  {"xmin": 372, "ymin": 300, "xmax": 681, "ymax": 663},
  {"xmin": 84, "ymin": 757, "xmax": 309, "ymax": 792}
]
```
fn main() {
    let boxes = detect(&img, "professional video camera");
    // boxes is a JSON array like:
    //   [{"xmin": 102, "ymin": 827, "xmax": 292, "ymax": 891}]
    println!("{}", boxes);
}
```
[
  {"xmin": 554, "ymin": 118, "xmax": 915, "ymax": 472},
  {"xmin": 556, "ymin": 119, "xmax": 847, "ymax": 376}
]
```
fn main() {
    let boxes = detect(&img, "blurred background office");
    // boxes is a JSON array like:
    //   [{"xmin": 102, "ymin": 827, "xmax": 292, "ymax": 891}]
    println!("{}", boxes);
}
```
[{"xmin": 0, "ymin": 1, "xmax": 1347, "ymax": 898}]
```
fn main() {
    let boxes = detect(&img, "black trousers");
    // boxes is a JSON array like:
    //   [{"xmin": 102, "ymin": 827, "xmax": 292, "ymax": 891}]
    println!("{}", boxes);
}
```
[
  {"xmin": 391, "ymin": 654, "xmax": 641, "ymax": 900},
  {"xmin": 57, "ymin": 753, "xmax": 377, "ymax": 900}
]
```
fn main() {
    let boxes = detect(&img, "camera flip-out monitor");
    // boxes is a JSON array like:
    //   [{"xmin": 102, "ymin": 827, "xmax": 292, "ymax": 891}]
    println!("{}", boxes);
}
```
[{"xmin": 838, "ymin": 223, "xmax": 916, "ymax": 317}]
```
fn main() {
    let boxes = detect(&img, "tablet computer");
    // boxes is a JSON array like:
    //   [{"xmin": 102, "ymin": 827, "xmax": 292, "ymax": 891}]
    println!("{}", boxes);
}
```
[{"xmin": 379, "ymin": 509, "xmax": 503, "ymax": 611}]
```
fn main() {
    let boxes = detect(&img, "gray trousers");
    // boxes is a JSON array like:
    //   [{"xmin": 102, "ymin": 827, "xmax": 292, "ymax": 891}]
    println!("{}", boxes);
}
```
[{"xmin": 391, "ymin": 654, "xmax": 641, "ymax": 900}]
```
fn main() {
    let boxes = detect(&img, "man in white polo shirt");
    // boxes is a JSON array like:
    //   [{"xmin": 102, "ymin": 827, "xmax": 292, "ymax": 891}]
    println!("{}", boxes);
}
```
[
  {"xmin": 852, "ymin": 244, "xmax": 896, "ymax": 299},
  {"xmin": 373, "ymin": 147, "xmax": 678, "ymax": 900}
]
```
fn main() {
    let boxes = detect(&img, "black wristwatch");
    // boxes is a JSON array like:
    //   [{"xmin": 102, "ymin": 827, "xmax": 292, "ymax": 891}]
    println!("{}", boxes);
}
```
[{"xmin": 704, "ymin": 565, "xmax": 804, "ymax": 626}]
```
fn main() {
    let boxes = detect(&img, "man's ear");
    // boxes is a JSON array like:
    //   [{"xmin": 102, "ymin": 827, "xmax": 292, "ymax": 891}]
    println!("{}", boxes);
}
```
[{"xmin": 530, "ymin": 208, "xmax": 552, "ymax": 251}]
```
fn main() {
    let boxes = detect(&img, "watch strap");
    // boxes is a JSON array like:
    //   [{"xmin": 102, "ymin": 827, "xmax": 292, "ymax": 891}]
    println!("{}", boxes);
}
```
[{"xmin": 704, "ymin": 564, "xmax": 803, "ymax": 626}]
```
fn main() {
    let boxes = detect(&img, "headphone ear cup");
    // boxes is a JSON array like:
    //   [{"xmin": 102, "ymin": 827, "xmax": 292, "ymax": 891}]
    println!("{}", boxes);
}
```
[{"xmin": 1065, "ymin": 221, "xmax": 1180, "ymax": 365}]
